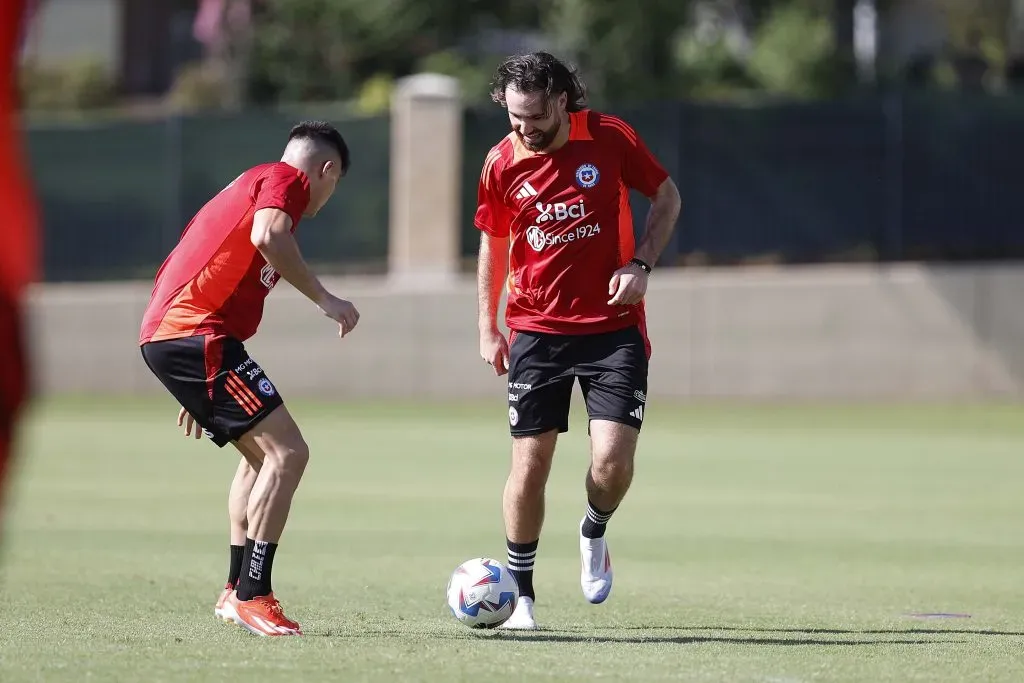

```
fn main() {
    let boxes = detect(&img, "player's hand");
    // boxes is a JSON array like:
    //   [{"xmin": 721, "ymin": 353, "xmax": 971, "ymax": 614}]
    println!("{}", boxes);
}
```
[
  {"xmin": 177, "ymin": 406, "xmax": 202, "ymax": 440},
  {"xmin": 480, "ymin": 328, "xmax": 510, "ymax": 376},
  {"xmin": 608, "ymin": 262, "xmax": 649, "ymax": 306},
  {"xmin": 318, "ymin": 294, "xmax": 360, "ymax": 337}
]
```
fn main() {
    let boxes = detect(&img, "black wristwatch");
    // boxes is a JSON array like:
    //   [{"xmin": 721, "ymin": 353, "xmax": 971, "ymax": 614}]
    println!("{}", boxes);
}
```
[{"xmin": 629, "ymin": 257, "xmax": 652, "ymax": 273}]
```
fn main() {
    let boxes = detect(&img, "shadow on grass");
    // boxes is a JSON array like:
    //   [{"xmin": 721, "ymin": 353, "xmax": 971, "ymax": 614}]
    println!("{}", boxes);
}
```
[
  {"xmin": 484, "ymin": 632, "xmax": 963, "ymax": 646},
  {"xmin": 597, "ymin": 625, "xmax": 1024, "ymax": 638},
  {"xmin": 305, "ymin": 627, "xmax": 968, "ymax": 647}
]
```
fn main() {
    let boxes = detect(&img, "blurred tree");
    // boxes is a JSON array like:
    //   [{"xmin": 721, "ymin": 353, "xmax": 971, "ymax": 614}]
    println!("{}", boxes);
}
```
[
  {"xmin": 415, "ymin": 50, "xmax": 495, "ymax": 106},
  {"xmin": 240, "ymin": 0, "xmax": 867, "ymax": 106},
  {"xmin": 244, "ymin": 0, "xmax": 548, "ymax": 105},
  {"xmin": 670, "ymin": 0, "xmax": 758, "ymax": 100},
  {"xmin": 1007, "ymin": 0, "xmax": 1024, "ymax": 88},
  {"xmin": 747, "ymin": 1, "xmax": 845, "ymax": 98},
  {"xmin": 673, "ymin": 28, "xmax": 757, "ymax": 101},
  {"xmin": 245, "ymin": 0, "xmax": 431, "ymax": 103},
  {"xmin": 541, "ymin": 0, "xmax": 694, "ymax": 105},
  {"xmin": 747, "ymin": 0, "xmax": 858, "ymax": 86},
  {"xmin": 938, "ymin": 0, "xmax": 1011, "ymax": 50},
  {"xmin": 934, "ymin": 0, "xmax": 1010, "ymax": 90}
]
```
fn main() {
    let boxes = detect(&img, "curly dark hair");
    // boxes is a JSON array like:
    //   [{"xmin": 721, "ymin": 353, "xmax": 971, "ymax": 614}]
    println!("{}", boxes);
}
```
[{"xmin": 489, "ymin": 52, "xmax": 588, "ymax": 113}]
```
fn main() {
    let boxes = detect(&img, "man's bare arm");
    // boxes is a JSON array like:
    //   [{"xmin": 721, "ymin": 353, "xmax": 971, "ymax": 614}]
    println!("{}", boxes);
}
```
[
  {"xmin": 478, "ymin": 232, "xmax": 509, "ymax": 333},
  {"xmin": 633, "ymin": 178, "xmax": 682, "ymax": 267},
  {"xmin": 250, "ymin": 207, "xmax": 329, "ymax": 307}
]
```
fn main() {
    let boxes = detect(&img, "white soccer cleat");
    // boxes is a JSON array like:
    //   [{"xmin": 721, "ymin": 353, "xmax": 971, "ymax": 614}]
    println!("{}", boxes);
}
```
[
  {"xmin": 214, "ymin": 585, "xmax": 238, "ymax": 623},
  {"xmin": 498, "ymin": 596, "xmax": 538, "ymax": 630},
  {"xmin": 580, "ymin": 519, "xmax": 613, "ymax": 604}
]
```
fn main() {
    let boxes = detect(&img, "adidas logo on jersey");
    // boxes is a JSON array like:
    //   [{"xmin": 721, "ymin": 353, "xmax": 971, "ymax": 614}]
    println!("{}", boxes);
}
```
[
  {"xmin": 515, "ymin": 181, "xmax": 539, "ymax": 201},
  {"xmin": 629, "ymin": 405, "xmax": 644, "ymax": 422}
]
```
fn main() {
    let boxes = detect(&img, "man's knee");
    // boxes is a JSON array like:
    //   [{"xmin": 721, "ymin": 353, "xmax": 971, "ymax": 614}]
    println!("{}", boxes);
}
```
[
  {"xmin": 266, "ymin": 436, "xmax": 309, "ymax": 477},
  {"xmin": 590, "ymin": 453, "xmax": 633, "ymax": 488},
  {"xmin": 241, "ymin": 405, "xmax": 310, "ymax": 478},
  {"xmin": 589, "ymin": 420, "xmax": 638, "ymax": 481}
]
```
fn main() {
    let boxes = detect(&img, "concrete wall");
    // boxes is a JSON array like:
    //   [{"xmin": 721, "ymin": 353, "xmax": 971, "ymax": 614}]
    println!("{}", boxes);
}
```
[{"xmin": 26, "ymin": 262, "xmax": 1024, "ymax": 402}]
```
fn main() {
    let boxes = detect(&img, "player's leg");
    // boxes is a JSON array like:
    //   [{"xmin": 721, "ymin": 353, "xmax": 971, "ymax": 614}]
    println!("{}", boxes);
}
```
[
  {"xmin": 140, "ymin": 337, "xmax": 249, "ymax": 619},
  {"xmin": 214, "ymin": 447, "xmax": 261, "ymax": 622},
  {"xmin": 201, "ymin": 338, "xmax": 307, "ymax": 636},
  {"xmin": 227, "ymin": 406, "xmax": 308, "ymax": 636},
  {"xmin": 576, "ymin": 326, "xmax": 649, "ymax": 604},
  {"xmin": 503, "ymin": 430, "xmax": 557, "ymax": 604},
  {"xmin": 229, "ymin": 445, "xmax": 262, "ymax": 546},
  {"xmin": 143, "ymin": 335, "xmax": 303, "ymax": 636},
  {"xmin": 500, "ymin": 331, "xmax": 573, "ymax": 630},
  {"xmin": 577, "ymin": 420, "xmax": 638, "ymax": 604},
  {"xmin": 0, "ymin": 294, "xmax": 28, "ymax": 538}
]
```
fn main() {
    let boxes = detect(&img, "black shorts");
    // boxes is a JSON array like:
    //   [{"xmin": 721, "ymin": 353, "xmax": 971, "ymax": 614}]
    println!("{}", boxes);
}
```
[
  {"xmin": 506, "ymin": 325, "xmax": 649, "ymax": 437},
  {"xmin": 140, "ymin": 335, "xmax": 283, "ymax": 447}
]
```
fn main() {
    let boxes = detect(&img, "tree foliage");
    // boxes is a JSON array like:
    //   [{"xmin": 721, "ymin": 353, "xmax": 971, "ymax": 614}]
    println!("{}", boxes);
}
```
[{"xmin": 240, "ymin": 0, "xmax": 870, "ymax": 107}]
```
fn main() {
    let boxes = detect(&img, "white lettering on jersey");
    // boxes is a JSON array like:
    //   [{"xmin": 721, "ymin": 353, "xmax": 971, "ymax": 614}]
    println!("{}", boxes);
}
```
[
  {"xmin": 526, "ymin": 223, "xmax": 601, "ymax": 252},
  {"xmin": 535, "ymin": 200, "xmax": 585, "ymax": 223},
  {"xmin": 260, "ymin": 263, "xmax": 278, "ymax": 290}
]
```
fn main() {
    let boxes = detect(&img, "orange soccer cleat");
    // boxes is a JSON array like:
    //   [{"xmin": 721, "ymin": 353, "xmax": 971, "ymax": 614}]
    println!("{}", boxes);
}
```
[{"xmin": 231, "ymin": 592, "xmax": 302, "ymax": 637}]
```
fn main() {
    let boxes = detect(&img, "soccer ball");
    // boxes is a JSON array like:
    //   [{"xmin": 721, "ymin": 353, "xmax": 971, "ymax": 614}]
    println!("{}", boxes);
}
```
[{"xmin": 446, "ymin": 557, "xmax": 519, "ymax": 629}]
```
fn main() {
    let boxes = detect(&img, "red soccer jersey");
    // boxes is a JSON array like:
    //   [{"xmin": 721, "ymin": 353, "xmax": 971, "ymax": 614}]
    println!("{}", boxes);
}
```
[
  {"xmin": 474, "ymin": 109, "xmax": 668, "ymax": 352},
  {"xmin": 0, "ymin": 0, "xmax": 38, "ymax": 300},
  {"xmin": 139, "ymin": 162, "xmax": 310, "ymax": 345}
]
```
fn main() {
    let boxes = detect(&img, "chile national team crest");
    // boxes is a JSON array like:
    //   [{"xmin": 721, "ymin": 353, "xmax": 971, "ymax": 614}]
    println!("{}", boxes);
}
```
[{"xmin": 575, "ymin": 163, "xmax": 599, "ymax": 189}]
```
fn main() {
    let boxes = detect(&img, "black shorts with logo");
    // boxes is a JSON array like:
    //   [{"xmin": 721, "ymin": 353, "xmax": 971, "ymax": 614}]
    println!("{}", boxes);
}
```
[
  {"xmin": 506, "ymin": 325, "xmax": 649, "ymax": 437},
  {"xmin": 140, "ymin": 335, "xmax": 283, "ymax": 447}
]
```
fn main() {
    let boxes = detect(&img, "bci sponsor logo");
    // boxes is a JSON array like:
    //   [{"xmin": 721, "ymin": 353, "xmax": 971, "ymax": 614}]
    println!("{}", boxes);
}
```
[{"xmin": 535, "ymin": 200, "xmax": 585, "ymax": 223}]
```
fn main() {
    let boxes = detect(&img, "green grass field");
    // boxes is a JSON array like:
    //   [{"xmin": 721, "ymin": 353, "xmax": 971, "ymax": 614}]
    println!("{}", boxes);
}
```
[{"xmin": 2, "ymin": 397, "xmax": 1024, "ymax": 682}]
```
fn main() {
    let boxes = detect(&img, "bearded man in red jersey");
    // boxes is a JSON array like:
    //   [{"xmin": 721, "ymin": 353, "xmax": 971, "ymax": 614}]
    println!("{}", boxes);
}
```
[{"xmin": 474, "ymin": 52, "xmax": 682, "ymax": 629}]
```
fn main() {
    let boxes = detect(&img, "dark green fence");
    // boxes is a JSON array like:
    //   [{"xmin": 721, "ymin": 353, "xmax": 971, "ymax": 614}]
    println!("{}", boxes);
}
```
[
  {"xmin": 27, "ymin": 111, "xmax": 391, "ymax": 282},
  {"xmin": 26, "ymin": 91, "xmax": 1024, "ymax": 283}
]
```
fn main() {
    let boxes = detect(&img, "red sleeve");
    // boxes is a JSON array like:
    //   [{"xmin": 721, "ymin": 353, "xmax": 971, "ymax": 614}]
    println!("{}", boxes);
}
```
[
  {"xmin": 0, "ymin": 0, "xmax": 38, "ymax": 297},
  {"xmin": 606, "ymin": 118, "xmax": 669, "ymax": 198},
  {"xmin": 473, "ymin": 150, "xmax": 512, "ymax": 238},
  {"xmin": 254, "ymin": 163, "xmax": 311, "ymax": 229}
]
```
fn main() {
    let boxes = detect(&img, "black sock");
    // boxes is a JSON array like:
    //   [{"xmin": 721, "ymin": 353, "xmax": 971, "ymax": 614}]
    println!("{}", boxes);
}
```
[
  {"xmin": 581, "ymin": 500, "xmax": 616, "ymax": 539},
  {"xmin": 227, "ymin": 544, "xmax": 244, "ymax": 587},
  {"xmin": 235, "ymin": 538, "xmax": 278, "ymax": 601},
  {"xmin": 506, "ymin": 539, "xmax": 538, "ymax": 600}
]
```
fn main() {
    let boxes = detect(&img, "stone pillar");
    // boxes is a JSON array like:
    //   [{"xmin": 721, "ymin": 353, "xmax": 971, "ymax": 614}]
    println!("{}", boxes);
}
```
[{"xmin": 388, "ymin": 73, "xmax": 463, "ymax": 287}]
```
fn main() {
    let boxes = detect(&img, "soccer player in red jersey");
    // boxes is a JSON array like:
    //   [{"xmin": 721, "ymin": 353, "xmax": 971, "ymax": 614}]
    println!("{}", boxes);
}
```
[
  {"xmin": 474, "ymin": 53, "xmax": 682, "ymax": 629},
  {"xmin": 0, "ymin": 0, "xmax": 39, "ymax": 536},
  {"xmin": 139, "ymin": 121, "xmax": 360, "ymax": 636}
]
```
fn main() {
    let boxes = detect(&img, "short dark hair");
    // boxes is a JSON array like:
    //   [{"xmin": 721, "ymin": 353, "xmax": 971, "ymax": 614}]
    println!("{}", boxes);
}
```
[
  {"xmin": 490, "ymin": 52, "xmax": 588, "ymax": 113},
  {"xmin": 288, "ymin": 120, "xmax": 351, "ymax": 174}
]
